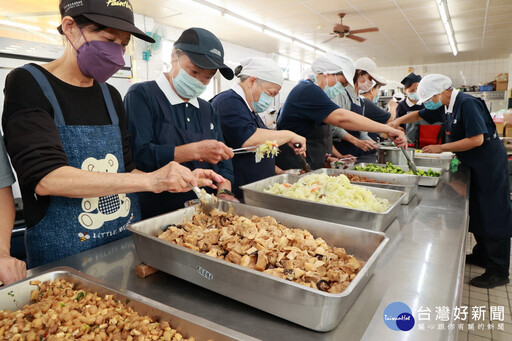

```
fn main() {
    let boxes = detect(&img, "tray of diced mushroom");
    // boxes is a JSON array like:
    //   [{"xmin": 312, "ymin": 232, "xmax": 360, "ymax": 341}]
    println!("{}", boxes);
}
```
[
  {"xmin": 128, "ymin": 201, "xmax": 388, "ymax": 332},
  {"xmin": 0, "ymin": 267, "xmax": 259, "ymax": 341}
]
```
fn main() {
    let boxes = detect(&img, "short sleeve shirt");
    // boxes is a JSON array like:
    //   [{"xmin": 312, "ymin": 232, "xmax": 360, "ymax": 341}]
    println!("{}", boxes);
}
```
[
  {"xmin": 0, "ymin": 134, "xmax": 15, "ymax": 188},
  {"xmin": 277, "ymin": 81, "xmax": 339, "ymax": 137}
]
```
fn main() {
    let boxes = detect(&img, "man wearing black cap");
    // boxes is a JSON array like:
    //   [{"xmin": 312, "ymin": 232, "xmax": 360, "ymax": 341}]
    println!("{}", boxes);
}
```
[
  {"xmin": 125, "ymin": 27, "xmax": 237, "ymax": 219},
  {"xmin": 394, "ymin": 72, "xmax": 426, "ymax": 144}
]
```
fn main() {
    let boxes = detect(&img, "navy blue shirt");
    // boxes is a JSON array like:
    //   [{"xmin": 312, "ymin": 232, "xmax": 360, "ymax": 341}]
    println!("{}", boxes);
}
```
[
  {"xmin": 362, "ymin": 98, "xmax": 391, "ymax": 124},
  {"xmin": 419, "ymin": 92, "xmax": 494, "ymax": 141},
  {"xmin": 277, "ymin": 81, "xmax": 339, "ymax": 136},
  {"xmin": 124, "ymin": 80, "xmax": 234, "ymax": 218},
  {"xmin": 396, "ymin": 99, "xmax": 424, "ymax": 130},
  {"xmin": 211, "ymin": 88, "xmax": 275, "ymax": 199}
]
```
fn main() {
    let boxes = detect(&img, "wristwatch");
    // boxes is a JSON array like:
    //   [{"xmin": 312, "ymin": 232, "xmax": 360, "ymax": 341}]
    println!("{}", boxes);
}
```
[{"xmin": 217, "ymin": 189, "xmax": 235, "ymax": 196}]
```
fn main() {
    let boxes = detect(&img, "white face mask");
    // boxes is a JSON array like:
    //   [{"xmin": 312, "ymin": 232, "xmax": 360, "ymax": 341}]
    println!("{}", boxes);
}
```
[{"xmin": 358, "ymin": 78, "xmax": 373, "ymax": 93}]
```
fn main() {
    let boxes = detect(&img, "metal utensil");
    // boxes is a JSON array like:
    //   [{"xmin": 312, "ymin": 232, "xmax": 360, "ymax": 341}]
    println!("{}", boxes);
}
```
[
  {"xmin": 232, "ymin": 145, "xmax": 258, "ymax": 154},
  {"xmin": 399, "ymin": 146, "xmax": 418, "ymax": 174},
  {"xmin": 188, "ymin": 185, "xmax": 217, "ymax": 213},
  {"xmin": 294, "ymin": 143, "xmax": 311, "ymax": 172}
]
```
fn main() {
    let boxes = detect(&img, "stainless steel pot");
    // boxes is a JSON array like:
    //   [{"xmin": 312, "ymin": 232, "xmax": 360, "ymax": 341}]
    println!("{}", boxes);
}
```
[{"xmin": 377, "ymin": 146, "xmax": 413, "ymax": 165}]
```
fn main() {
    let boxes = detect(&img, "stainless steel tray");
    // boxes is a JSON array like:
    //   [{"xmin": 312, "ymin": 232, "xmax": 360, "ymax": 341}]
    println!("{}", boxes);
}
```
[
  {"xmin": 308, "ymin": 168, "xmax": 418, "ymax": 205},
  {"xmin": 414, "ymin": 152, "xmax": 454, "ymax": 171},
  {"xmin": 128, "ymin": 202, "xmax": 389, "ymax": 332},
  {"xmin": 351, "ymin": 163, "xmax": 443, "ymax": 187},
  {"xmin": 0, "ymin": 267, "xmax": 257, "ymax": 341},
  {"xmin": 240, "ymin": 174, "xmax": 405, "ymax": 231}
]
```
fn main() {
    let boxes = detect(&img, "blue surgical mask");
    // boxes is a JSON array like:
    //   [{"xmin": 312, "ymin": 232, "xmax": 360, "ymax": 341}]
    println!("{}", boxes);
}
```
[
  {"xmin": 372, "ymin": 95, "xmax": 380, "ymax": 104},
  {"xmin": 172, "ymin": 61, "xmax": 207, "ymax": 99},
  {"xmin": 324, "ymin": 78, "xmax": 345, "ymax": 99},
  {"xmin": 251, "ymin": 82, "xmax": 274, "ymax": 113},
  {"xmin": 408, "ymin": 92, "xmax": 419, "ymax": 101},
  {"xmin": 424, "ymin": 98, "xmax": 443, "ymax": 110}
]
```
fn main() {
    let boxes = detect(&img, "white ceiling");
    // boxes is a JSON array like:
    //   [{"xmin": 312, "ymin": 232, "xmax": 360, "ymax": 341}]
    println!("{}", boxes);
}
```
[
  {"xmin": 131, "ymin": 0, "xmax": 512, "ymax": 66},
  {"xmin": 1, "ymin": 0, "xmax": 512, "ymax": 67}
]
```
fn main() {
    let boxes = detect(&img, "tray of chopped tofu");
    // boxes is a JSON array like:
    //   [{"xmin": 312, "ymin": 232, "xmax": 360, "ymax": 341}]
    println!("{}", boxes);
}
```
[
  {"xmin": 0, "ymin": 267, "xmax": 258, "ymax": 341},
  {"xmin": 128, "ymin": 202, "xmax": 388, "ymax": 332},
  {"xmin": 240, "ymin": 173, "xmax": 405, "ymax": 231}
]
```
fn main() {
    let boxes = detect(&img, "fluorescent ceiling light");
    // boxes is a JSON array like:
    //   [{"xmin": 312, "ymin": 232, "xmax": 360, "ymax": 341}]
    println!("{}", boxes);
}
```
[
  {"xmin": 436, "ymin": 0, "xmax": 458, "ymax": 56},
  {"xmin": 191, "ymin": 0, "xmax": 222, "ymax": 15},
  {"xmin": 263, "ymin": 29, "xmax": 292, "ymax": 43},
  {"xmin": 224, "ymin": 13, "xmax": 262, "ymax": 32},
  {"xmin": 0, "ymin": 19, "xmax": 42, "ymax": 32},
  {"xmin": 293, "ymin": 40, "xmax": 315, "ymax": 52}
]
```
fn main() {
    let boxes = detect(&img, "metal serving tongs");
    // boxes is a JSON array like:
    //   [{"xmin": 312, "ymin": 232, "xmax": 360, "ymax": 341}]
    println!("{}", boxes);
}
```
[
  {"xmin": 397, "ymin": 145, "xmax": 418, "ymax": 174},
  {"xmin": 294, "ymin": 143, "xmax": 311, "ymax": 172},
  {"xmin": 188, "ymin": 185, "xmax": 218, "ymax": 214},
  {"xmin": 232, "ymin": 145, "xmax": 259, "ymax": 154}
]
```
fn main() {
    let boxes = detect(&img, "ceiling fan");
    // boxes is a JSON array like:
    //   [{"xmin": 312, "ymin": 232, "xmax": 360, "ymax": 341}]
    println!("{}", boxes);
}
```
[{"xmin": 323, "ymin": 13, "xmax": 379, "ymax": 43}]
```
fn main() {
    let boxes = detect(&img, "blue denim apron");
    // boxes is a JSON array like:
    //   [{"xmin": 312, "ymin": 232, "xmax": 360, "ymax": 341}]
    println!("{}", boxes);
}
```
[
  {"xmin": 21, "ymin": 64, "xmax": 140, "ymax": 268},
  {"xmin": 447, "ymin": 94, "xmax": 512, "ymax": 238}
]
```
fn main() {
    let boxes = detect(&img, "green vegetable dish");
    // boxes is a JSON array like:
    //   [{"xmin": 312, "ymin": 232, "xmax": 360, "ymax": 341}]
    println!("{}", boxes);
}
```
[{"xmin": 353, "ymin": 162, "xmax": 441, "ymax": 177}]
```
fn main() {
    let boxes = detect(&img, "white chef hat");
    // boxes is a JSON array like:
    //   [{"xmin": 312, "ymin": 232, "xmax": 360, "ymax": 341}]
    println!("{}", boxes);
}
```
[
  {"xmin": 311, "ymin": 53, "xmax": 356, "ymax": 86},
  {"xmin": 355, "ymin": 57, "xmax": 387, "ymax": 85},
  {"xmin": 311, "ymin": 57, "xmax": 341, "ymax": 74},
  {"xmin": 417, "ymin": 74, "xmax": 452, "ymax": 104},
  {"xmin": 325, "ymin": 52, "xmax": 356, "ymax": 87},
  {"xmin": 237, "ymin": 57, "xmax": 284, "ymax": 86}
]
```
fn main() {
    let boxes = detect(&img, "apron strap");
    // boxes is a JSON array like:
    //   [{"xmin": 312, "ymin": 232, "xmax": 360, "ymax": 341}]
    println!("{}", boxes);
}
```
[
  {"xmin": 99, "ymin": 83, "xmax": 119, "ymax": 126},
  {"xmin": 20, "ymin": 64, "xmax": 65, "ymax": 126}
]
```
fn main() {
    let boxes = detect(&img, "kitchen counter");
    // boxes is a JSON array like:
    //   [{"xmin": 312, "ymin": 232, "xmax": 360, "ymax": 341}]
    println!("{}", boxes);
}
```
[{"xmin": 28, "ymin": 168, "xmax": 470, "ymax": 341}]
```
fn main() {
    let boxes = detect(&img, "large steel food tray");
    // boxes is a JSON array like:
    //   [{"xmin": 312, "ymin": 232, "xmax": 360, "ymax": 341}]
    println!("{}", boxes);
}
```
[
  {"xmin": 413, "ymin": 151, "xmax": 454, "ymax": 170},
  {"xmin": 128, "ymin": 202, "xmax": 389, "ymax": 332},
  {"xmin": 308, "ymin": 168, "xmax": 418, "ymax": 204},
  {"xmin": 0, "ymin": 267, "xmax": 257, "ymax": 341},
  {"xmin": 351, "ymin": 163, "xmax": 443, "ymax": 187},
  {"xmin": 240, "ymin": 174, "xmax": 404, "ymax": 231}
]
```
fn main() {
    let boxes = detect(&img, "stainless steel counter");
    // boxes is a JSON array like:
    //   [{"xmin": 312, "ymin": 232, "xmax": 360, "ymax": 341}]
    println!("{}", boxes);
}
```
[{"xmin": 28, "ymin": 168, "xmax": 469, "ymax": 341}]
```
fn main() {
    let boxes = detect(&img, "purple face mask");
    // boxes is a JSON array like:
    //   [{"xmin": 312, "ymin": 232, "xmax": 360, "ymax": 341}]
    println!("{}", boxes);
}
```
[{"xmin": 68, "ymin": 29, "xmax": 125, "ymax": 83}]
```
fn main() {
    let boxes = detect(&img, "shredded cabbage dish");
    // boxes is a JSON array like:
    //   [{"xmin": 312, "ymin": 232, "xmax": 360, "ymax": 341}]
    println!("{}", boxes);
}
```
[
  {"xmin": 264, "ymin": 173, "xmax": 391, "ymax": 212},
  {"xmin": 255, "ymin": 141, "xmax": 279, "ymax": 163}
]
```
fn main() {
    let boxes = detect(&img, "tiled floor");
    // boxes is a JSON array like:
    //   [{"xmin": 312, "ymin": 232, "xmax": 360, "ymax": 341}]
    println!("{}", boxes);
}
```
[{"xmin": 459, "ymin": 234, "xmax": 512, "ymax": 341}]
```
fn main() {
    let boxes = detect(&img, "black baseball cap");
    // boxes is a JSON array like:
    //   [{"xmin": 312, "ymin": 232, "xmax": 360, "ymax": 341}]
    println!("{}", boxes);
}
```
[
  {"xmin": 401, "ymin": 72, "xmax": 422, "ymax": 89},
  {"xmin": 174, "ymin": 27, "xmax": 234, "ymax": 80},
  {"xmin": 59, "ymin": 0, "xmax": 155, "ymax": 43}
]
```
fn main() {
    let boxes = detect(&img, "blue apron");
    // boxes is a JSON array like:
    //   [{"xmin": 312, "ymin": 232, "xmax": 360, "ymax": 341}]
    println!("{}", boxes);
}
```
[
  {"xmin": 21, "ymin": 64, "xmax": 140, "ymax": 268},
  {"xmin": 137, "ymin": 81, "xmax": 217, "ymax": 218},
  {"xmin": 334, "ymin": 89, "xmax": 366, "ymax": 156},
  {"xmin": 231, "ymin": 110, "xmax": 274, "ymax": 200},
  {"xmin": 447, "ymin": 94, "xmax": 512, "ymax": 238}
]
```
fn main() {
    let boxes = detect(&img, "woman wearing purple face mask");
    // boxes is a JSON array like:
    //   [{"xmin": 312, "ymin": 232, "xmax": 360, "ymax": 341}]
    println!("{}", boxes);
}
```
[{"xmin": 1, "ymin": 0, "xmax": 224, "ymax": 269}]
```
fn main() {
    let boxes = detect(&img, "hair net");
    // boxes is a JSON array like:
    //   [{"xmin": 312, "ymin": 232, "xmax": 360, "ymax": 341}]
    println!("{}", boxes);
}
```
[
  {"xmin": 355, "ymin": 57, "xmax": 387, "ymax": 85},
  {"xmin": 238, "ymin": 57, "xmax": 284, "ymax": 86},
  {"xmin": 311, "ymin": 57, "xmax": 341, "ymax": 75},
  {"xmin": 311, "ymin": 53, "xmax": 355, "ymax": 86},
  {"xmin": 300, "ymin": 67, "xmax": 316, "ymax": 83},
  {"xmin": 417, "ymin": 74, "xmax": 452, "ymax": 104}
]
